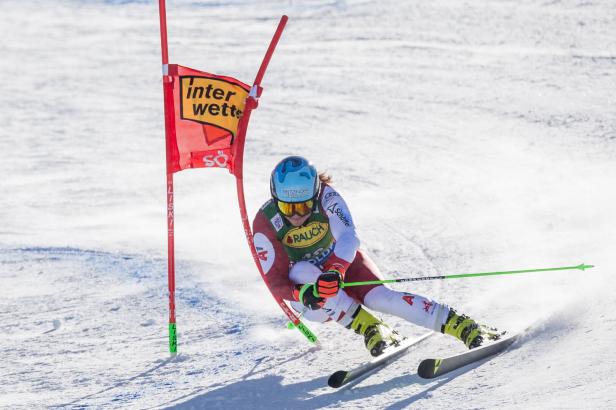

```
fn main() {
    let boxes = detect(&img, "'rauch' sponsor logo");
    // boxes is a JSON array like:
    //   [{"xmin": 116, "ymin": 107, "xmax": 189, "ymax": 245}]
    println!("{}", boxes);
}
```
[{"xmin": 283, "ymin": 222, "xmax": 328, "ymax": 249}]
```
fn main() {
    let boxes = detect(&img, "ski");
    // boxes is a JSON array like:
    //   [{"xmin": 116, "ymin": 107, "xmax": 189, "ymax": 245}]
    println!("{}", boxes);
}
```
[
  {"xmin": 328, "ymin": 331, "xmax": 433, "ymax": 388},
  {"xmin": 417, "ymin": 331, "xmax": 523, "ymax": 379}
]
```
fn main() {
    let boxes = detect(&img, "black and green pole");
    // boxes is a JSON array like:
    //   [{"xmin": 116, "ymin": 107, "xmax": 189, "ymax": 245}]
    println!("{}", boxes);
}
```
[
  {"xmin": 290, "ymin": 263, "xmax": 594, "ymax": 330},
  {"xmin": 341, "ymin": 263, "xmax": 594, "ymax": 288}
]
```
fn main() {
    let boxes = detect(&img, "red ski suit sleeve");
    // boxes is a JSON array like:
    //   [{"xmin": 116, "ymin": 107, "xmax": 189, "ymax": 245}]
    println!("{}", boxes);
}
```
[{"xmin": 252, "ymin": 211, "xmax": 296, "ymax": 301}]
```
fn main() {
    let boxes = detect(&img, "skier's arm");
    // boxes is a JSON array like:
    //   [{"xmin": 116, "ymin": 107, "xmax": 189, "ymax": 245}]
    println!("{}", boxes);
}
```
[
  {"xmin": 320, "ymin": 186, "xmax": 360, "ymax": 276},
  {"xmin": 252, "ymin": 212, "xmax": 296, "ymax": 301}
]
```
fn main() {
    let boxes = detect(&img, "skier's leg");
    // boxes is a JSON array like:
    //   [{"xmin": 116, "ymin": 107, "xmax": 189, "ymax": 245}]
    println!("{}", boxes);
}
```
[
  {"xmin": 342, "ymin": 250, "xmax": 449, "ymax": 331},
  {"xmin": 363, "ymin": 285, "xmax": 449, "ymax": 332},
  {"xmin": 364, "ymin": 286, "xmax": 502, "ymax": 348},
  {"xmin": 288, "ymin": 260, "xmax": 394, "ymax": 356},
  {"xmin": 345, "ymin": 250, "xmax": 498, "ymax": 348}
]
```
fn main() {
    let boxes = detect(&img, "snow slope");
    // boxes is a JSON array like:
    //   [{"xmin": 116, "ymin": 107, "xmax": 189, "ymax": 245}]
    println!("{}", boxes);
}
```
[{"xmin": 1, "ymin": 0, "xmax": 615, "ymax": 408}]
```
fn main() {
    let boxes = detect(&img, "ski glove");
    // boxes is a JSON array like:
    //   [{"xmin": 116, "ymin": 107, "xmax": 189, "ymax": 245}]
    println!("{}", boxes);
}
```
[
  {"xmin": 316, "ymin": 270, "xmax": 342, "ymax": 298},
  {"xmin": 296, "ymin": 284, "xmax": 325, "ymax": 310}
]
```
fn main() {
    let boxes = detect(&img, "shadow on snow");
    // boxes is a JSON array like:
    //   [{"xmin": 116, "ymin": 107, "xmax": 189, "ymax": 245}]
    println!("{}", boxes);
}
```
[{"xmin": 163, "ymin": 363, "xmax": 478, "ymax": 410}]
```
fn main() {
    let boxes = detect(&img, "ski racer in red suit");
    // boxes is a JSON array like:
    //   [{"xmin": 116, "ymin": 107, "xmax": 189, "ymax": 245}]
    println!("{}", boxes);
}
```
[{"xmin": 253, "ymin": 156, "xmax": 499, "ymax": 356}]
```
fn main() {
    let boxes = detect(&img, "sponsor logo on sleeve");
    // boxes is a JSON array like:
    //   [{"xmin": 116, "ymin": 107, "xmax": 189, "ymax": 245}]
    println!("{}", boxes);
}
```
[
  {"xmin": 326, "ymin": 202, "xmax": 351, "ymax": 227},
  {"xmin": 253, "ymin": 232, "xmax": 275, "ymax": 274},
  {"xmin": 324, "ymin": 191, "xmax": 339, "ymax": 201}
]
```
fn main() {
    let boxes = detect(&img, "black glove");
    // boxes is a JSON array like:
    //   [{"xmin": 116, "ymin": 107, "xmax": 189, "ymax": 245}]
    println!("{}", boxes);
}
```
[
  {"xmin": 316, "ymin": 270, "xmax": 342, "ymax": 298},
  {"xmin": 296, "ymin": 284, "xmax": 325, "ymax": 310}
]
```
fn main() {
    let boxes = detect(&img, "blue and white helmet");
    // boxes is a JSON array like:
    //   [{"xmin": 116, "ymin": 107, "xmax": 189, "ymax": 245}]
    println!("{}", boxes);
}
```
[{"xmin": 270, "ymin": 156, "xmax": 320, "ymax": 203}]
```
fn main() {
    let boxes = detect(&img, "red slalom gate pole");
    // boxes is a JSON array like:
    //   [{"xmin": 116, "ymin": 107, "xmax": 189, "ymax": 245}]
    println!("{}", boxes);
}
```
[
  {"xmin": 158, "ymin": 0, "xmax": 177, "ymax": 355},
  {"xmin": 231, "ymin": 15, "xmax": 287, "ymax": 180},
  {"xmin": 232, "ymin": 17, "xmax": 318, "ymax": 344},
  {"xmin": 253, "ymin": 16, "xmax": 288, "ymax": 90}
]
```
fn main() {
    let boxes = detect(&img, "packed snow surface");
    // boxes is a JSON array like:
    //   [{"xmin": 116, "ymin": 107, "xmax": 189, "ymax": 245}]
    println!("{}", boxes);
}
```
[{"xmin": 1, "ymin": 0, "xmax": 615, "ymax": 409}]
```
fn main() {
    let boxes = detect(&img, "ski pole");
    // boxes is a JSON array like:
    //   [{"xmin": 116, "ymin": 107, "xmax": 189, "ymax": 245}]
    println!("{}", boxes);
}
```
[{"xmin": 341, "ymin": 263, "xmax": 594, "ymax": 288}]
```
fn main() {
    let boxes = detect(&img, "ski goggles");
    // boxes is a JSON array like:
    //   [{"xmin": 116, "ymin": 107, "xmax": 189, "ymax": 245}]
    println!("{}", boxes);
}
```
[{"xmin": 276, "ymin": 199, "xmax": 315, "ymax": 217}]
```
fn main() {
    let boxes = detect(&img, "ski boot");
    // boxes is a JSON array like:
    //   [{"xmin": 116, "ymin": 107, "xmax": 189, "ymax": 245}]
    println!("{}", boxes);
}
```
[
  {"xmin": 348, "ymin": 306, "xmax": 399, "ymax": 357},
  {"xmin": 441, "ymin": 308, "xmax": 503, "ymax": 349}
]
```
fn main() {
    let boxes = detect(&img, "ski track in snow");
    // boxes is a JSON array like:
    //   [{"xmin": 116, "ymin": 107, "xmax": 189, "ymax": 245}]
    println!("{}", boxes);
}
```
[{"xmin": 1, "ymin": 0, "xmax": 615, "ymax": 409}]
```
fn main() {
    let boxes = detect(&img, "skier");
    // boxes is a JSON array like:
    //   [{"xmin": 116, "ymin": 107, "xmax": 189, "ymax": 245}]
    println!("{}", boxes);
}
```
[{"xmin": 253, "ymin": 156, "xmax": 499, "ymax": 356}]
